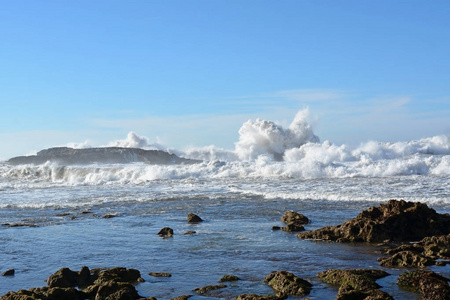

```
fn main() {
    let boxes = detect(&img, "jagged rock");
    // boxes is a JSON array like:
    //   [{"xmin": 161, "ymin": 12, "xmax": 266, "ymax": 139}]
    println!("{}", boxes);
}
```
[
  {"xmin": 193, "ymin": 284, "xmax": 227, "ymax": 294},
  {"xmin": 149, "ymin": 272, "xmax": 172, "ymax": 277},
  {"xmin": 47, "ymin": 267, "xmax": 79, "ymax": 288},
  {"xmin": 1, "ymin": 269, "xmax": 15, "ymax": 276},
  {"xmin": 7, "ymin": 147, "xmax": 201, "ymax": 166},
  {"xmin": 378, "ymin": 233, "xmax": 450, "ymax": 267},
  {"xmin": 187, "ymin": 213, "xmax": 203, "ymax": 223},
  {"xmin": 94, "ymin": 281, "xmax": 140, "ymax": 300},
  {"xmin": 317, "ymin": 269, "xmax": 392, "ymax": 300},
  {"xmin": 157, "ymin": 227, "xmax": 174, "ymax": 237},
  {"xmin": 378, "ymin": 250, "xmax": 435, "ymax": 268},
  {"xmin": 281, "ymin": 211, "xmax": 309, "ymax": 225},
  {"xmin": 94, "ymin": 267, "xmax": 144, "ymax": 285},
  {"xmin": 234, "ymin": 294, "xmax": 286, "ymax": 300},
  {"xmin": 264, "ymin": 271, "xmax": 312, "ymax": 297},
  {"xmin": 297, "ymin": 200, "xmax": 450, "ymax": 243},
  {"xmin": 46, "ymin": 287, "xmax": 83, "ymax": 300},
  {"xmin": 219, "ymin": 275, "xmax": 240, "ymax": 282},
  {"xmin": 397, "ymin": 270, "xmax": 450, "ymax": 300}
]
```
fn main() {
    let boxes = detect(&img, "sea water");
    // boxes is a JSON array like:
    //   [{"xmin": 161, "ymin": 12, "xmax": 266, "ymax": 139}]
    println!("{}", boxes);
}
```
[{"xmin": 1, "ymin": 111, "xmax": 449, "ymax": 299}]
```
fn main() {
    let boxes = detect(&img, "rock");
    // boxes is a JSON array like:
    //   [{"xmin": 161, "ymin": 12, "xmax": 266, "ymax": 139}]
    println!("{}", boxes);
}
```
[
  {"xmin": 264, "ymin": 271, "xmax": 312, "ymax": 297},
  {"xmin": 193, "ymin": 284, "xmax": 227, "ymax": 294},
  {"xmin": 187, "ymin": 213, "xmax": 203, "ymax": 223},
  {"xmin": 281, "ymin": 223, "xmax": 304, "ymax": 232},
  {"xmin": 149, "ymin": 272, "xmax": 172, "ymax": 277},
  {"xmin": 47, "ymin": 267, "xmax": 79, "ymax": 288},
  {"xmin": 2, "ymin": 269, "xmax": 15, "ymax": 276},
  {"xmin": 297, "ymin": 200, "xmax": 450, "ymax": 243},
  {"xmin": 378, "ymin": 233, "xmax": 450, "ymax": 267},
  {"xmin": 77, "ymin": 266, "xmax": 92, "ymax": 287},
  {"xmin": 94, "ymin": 267, "xmax": 144, "ymax": 285},
  {"xmin": 234, "ymin": 294, "xmax": 286, "ymax": 300},
  {"xmin": 102, "ymin": 214, "xmax": 117, "ymax": 219},
  {"xmin": 94, "ymin": 281, "xmax": 140, "ymax": 300},
  {"xmin": 46, "ymin": 287, "xmax": 83, "ymax": 300},
  {"xmin": 183, "ymin": 231, "xmax": 196, "ymax": 235},
  {"xmin": 281, "ymin": 211, "xmax": 309, "ymax": 225},
  {"xmin": 171, "ymin": 295, "xmax": 192, "ymax": 300},
  {"xmin": 397, "ymin": 270, "xmax": 450, "ymax": 300},
  {"xmin": 157, "ymin": 227, "xmax": 174, "ymax": 237},
  {"xmin": 317, "ymin": 269, "xmax": 392, "ymax": 300},
  {"xmin": 272, "ymin": 226, "xmax": 282, "ymax": 231},
  {"xmin": 7, "ymin": 147, "xmax": 201, "ymax": 166},
  {"xmin": 378, "ymin": 250, "xmax": 435, "ymax": 268},
  {"xmin": 219, "ymin": 275, "xmax": 240, "ymax": 282}
]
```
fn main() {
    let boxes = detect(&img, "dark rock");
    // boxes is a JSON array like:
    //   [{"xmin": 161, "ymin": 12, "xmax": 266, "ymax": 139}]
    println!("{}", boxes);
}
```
[
  {"xmin": 102, "ymin": 214, "xmax": 117, "ymax": 219},
  {"xmin": 219, "ymin": 275, "xmax": 240, "ymax": 282},
  {"xmin": 5, "ymin": 223, "xmax": 38, "ymax": 228},
  {"xmin": 47, "ymin": 267, "xmax": 79, "ymax": 288},
  {"xmin": 281, "ymin": 223, "xmax": 304, "ymax": 232},
  {"xmin": 77, "ymin": 266, "xmax": 92, "ymax": 287},
  {"xmin": 234, "ymin": 294, "xmax": 286, "ymax": 300},
  {"xmin": 187, "ymin": 213, "xmax": 203, "ymax": 223},
  {"xmin": 183, "ymin": 231, "xmax": 196, "ymax": 235},
  {"xmin": 317, "ymin": 269, "xmax": 392, "ymax": 300},
  {"xmin": 397, "ymin": 270, "xmax": 450, "ymax": 300},
  {"xmin": 378, "ymin": 233, "xmax": 450, "ymax": 267},
  {"xmin": 264, "ymin": 271, "xmax": 312, "ymax": 297},
  {"xmin": 95, "ymin": 281, "xmax": 140, "ymax": 300},
  {"xmin": 157, "ymin": 227, "xmax": 174, "ymax": 237},
  {"xmin": 281, "ymin": 211, "xmax": 309, "ymax": 225},
  {"xmin": 193, "ymin": 284, "xmax": 227, "ymax": 294},
  {"xmin": 297, "ymin": 200, "xmax": 450, "ymax": 243},
  {"xmin": 378, "ymin": 250, "xmax": 435, "ymax": 268},
  {"xmin": 2, "ymin": 269, "xmax": 15, "ymax": 276},
  {"xmin": 46, "ymin": 287, "xmax": 83, "ymax": 300},
  {"xmin": 7, "ymin": 147, "xmax": 201, "ymax": 166},
  {"xmin": 272, "ymin": 226, "xmax": 282, "ymax": 231},
  {"xmin": 94, "ymin": 267, "xmax": 144, "ymax": 285},
  {"xmin": 171, "ymin": 296, "xmax": 192, "ymax": 300},
  {"xmin": 149, "ymin": 272, "xmax": 172, "ymax": 277}
]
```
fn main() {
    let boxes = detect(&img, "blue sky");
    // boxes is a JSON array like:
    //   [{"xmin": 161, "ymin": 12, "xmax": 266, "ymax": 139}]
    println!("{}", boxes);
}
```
[{"xmin": 1, "ymin": 0, "xmax": 449, "ymax": 159}]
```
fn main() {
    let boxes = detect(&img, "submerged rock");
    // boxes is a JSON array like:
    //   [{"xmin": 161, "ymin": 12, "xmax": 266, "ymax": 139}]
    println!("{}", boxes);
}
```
[
  {"xmin": 264, "ymin": 271, "xmax": 312, "ymax": 297},
  {"xmin": 397, "ymin": 270, "xmax": 450, "ymax": 300},
  {"xmin": 297, "ymin": 200, "xmax": 450, "ymax": 243},
  {"xmin": 317, "ymin": 269, "xmax": 392, "ymax": 300},
  {"xmin": 149, "ymin": 272, "xmax": 172, "ymax": 277},
  {"xmin": 187, "ymin": 213, "xmax": 203, "ymax": 223},
  {"xmin": 219, "ymin": 275, "xmax": 240, "ymax": 282},
  {"xmin": 193, "ymin": 284, "xmax": 227, "ymax": 294}
]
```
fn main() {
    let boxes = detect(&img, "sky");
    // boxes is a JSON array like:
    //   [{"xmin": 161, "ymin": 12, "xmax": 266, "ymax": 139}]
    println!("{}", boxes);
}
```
[{"xmin": 1, "ymin": 0, "xmax": 449, "ymax": 159}]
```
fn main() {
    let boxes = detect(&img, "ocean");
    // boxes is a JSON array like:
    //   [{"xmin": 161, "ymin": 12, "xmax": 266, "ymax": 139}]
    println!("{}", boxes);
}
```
[{"xmin": 1, "ymin": 112, "xmax": 449, "ymax": 299}]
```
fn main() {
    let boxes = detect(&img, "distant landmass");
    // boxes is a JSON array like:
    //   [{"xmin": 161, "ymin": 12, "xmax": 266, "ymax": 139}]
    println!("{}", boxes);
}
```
[{"xmin": 7, "ymin": 147, "xmax": 201, "ymax": 165}]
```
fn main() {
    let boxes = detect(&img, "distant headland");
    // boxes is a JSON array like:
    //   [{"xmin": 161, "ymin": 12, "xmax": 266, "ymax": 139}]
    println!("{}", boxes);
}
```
[{"xmin": 7, "ymin": 147, "xmax": 201, "ymax": 165}]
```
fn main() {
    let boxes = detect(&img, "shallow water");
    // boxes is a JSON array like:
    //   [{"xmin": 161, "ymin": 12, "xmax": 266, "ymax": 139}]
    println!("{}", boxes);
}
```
[{"xmin": 1, "ymin": 174, "xmax": 449, "ymax": 299}]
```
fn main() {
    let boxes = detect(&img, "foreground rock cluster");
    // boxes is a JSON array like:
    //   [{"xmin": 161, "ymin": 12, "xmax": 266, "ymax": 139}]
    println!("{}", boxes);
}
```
[{"xmin": 2, "ymin": 200, "xmax": 450, "ymax": 300}]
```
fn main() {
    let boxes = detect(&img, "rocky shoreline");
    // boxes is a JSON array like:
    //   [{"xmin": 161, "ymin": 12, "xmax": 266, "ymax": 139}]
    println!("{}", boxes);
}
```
[{"xmin": 2, "ymin": 200, "xmax": 449, "ymax": 300}]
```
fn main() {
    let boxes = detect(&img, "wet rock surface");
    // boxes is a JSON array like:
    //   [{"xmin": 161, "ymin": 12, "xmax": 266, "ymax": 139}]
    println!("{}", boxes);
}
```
[
  {"xmin": 264, "ymin": 271, "xmax": 312, "ymax": 297},
  {"xmin": 397, "ymin": 270, "xmax": 450, "ymax": 300},
  {"xmin": 297, "ymin": 199, "xmax": 450, "ymax": 242},
  {"xmin": 157, "ymin": 227, "xmax": 174, "ymax": 237},
  {"xmin": 317, "ymin": 269, "xmax": 393, "ymax": 300},
  {"xmin": 1, "ymin": 266, "xmax": 144, "ymax": 300},
  {"xmin": 234, "ymin": 294, "xmax": 286, "ymax": 300},
  {"xmin": 378, "ymin": 233, "xmax": 450, "ymax": 267},
  {"xmin": 1, "ymin": 269, "xmax": 14, "ymax": 276},
  {"xmin": 193, "ymin": 284, "xmax": 227, "ymax": 294},
  {"xmin": 187, "ymin": 213, "xmax": 203, "ymax": 223}
]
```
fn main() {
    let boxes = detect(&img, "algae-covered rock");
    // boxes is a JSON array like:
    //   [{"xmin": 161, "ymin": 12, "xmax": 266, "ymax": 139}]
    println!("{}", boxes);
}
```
[
  {"xmin": 281, "ymin": 211, "xmax": 309, "ymax": 225},
  {"xmin": 158, "ymin": 227, "xmax": 174, "ymax": 237},
  {"xmin": 193, "ymin": 284, "xmax": 227, "ymax": 294},
  {"xmin": 219, "ymin": 274, "xmax": 240, "ymax": 282},
  {"xmin": 378, "ymin": 233, "xmax": 450, "ymax": 268},
  {"xmin": 264, "ymin": 271, "xmax": 312, "ymax": 297},
  {"xmin": 318, "ymin": 269, "xmax": 392, "ymax": 300},
  {"xmin": 298, "ymin": 200, "xmax": 450, "ymax": 243},
  {"xmin": 234, "ymin": 294, "xmax": 286, "ymax": 300},
  {"xmin": 397, "ymin": 270, "xmax": 450, "ymax": 300}
]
